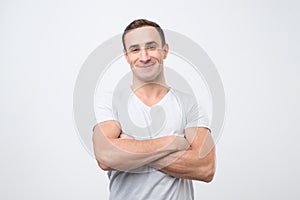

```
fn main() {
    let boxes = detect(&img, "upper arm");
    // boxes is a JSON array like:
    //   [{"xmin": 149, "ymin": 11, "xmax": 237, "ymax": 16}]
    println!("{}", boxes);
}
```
[
  {"xmin": 184, "ymin": 127, "xmax": 215, "ymax": 159},
  {"xmin": 92, "ymin": 120, "xmax": 121, "ymax": 170},
  {"xmin": 183, "ymin": 94, "xmax": 212, "ymax": 157},
  {"xmin": 184, "ymin": 127, "xmax": 216, "ymax": 182},
  {"xmin": 92, "ymin": 120, "xmax": 122, "ymax": 155},
  {"xmin": 93, "ymin": 120, "xmax": 121, "ymax": 139}
]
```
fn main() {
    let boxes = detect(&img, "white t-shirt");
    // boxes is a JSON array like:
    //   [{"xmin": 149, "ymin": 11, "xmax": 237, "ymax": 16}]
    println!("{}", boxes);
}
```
[{"xmin": 94, "ymin": 86, "xmax": 210, "ymax": 200}]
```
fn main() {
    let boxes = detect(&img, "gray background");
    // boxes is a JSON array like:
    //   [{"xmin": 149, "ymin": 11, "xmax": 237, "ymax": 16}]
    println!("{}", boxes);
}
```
[{"xmin": 1, "ymin": 0, "xmax": 299, "ymax": 199}]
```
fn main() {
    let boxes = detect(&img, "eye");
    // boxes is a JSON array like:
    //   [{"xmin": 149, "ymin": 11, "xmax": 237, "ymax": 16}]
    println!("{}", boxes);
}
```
[
  {"xmin": 129, "ymin": 48, "xmax": 140, "ymax": 54},
  {"xmin": 146, "ymin": 45, "xmax": 157, "ymax": 50}
]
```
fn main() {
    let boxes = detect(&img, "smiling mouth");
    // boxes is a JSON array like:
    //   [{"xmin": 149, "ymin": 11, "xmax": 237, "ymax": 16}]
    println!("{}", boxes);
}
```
[{"xmin": 136, "ymin": 63, "xmax": 155, "ymax": 68}]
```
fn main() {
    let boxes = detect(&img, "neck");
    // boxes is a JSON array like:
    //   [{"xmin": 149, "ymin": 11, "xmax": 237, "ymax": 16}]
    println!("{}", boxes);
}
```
[
  {"xmin": 133, "ymin": 83, "xmax": 169, "ymax": 97},
  {"xmin": 132, "ymin": 83, "xmax": 170, "ymax": 107},
  {"xmin": 131, "ymin": 75, "xmax": 170, "ymax": 106},
  {"xmin": 132, "ymin": 68, "xmax": 168, "ymax": 96}
]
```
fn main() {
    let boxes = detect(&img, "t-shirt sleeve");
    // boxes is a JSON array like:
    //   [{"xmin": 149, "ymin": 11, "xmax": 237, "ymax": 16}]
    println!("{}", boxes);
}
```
[
  {"xmin": 185, "ymin": 96, "xmax": 210, "ymax": 130},
  {"xmin": 94, "ymin": 90, "xmax": 117, "ymax": 126}
]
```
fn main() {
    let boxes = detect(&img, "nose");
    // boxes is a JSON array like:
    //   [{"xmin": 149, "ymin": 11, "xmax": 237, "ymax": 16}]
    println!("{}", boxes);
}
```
[{"xmin": 139, "ymin": 48, "xmax": 150, "ymax": 62}]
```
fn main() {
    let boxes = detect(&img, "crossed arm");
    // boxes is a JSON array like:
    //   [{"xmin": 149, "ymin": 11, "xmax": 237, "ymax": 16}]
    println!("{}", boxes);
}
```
[
  {"xmin": 92, "ymin": 120, "xmax": 215, "ymax": 182},
  {"xmin": 149, "ymin": 127, "xmax": 215, "ymax": 182}
]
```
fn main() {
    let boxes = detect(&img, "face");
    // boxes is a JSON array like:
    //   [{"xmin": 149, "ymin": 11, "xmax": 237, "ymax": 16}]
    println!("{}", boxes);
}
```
[{"xmin": 124, "ymin": 26, "xmax": 169, "ymax": 83}]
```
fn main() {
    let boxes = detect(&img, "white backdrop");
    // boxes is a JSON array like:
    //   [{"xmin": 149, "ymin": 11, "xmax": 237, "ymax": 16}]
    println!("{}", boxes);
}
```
[{"xmin": 1, "ymin": 0, "xmax": 300, "ymax": 199}]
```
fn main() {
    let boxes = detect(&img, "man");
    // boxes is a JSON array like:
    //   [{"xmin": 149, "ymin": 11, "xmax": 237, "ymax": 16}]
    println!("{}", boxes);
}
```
[{"xmin": 93, "ymin": 19, "xmax": 215, "ymax": 200}]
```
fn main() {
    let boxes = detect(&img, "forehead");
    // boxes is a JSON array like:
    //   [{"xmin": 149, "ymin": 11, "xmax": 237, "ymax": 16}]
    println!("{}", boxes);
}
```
[{"xmin": 124, "ymin": 26, "xmax": 161, "ymax": 47}]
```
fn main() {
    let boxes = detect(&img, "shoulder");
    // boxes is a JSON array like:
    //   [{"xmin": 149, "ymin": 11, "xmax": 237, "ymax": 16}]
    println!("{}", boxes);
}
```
[
  {"xmin": 170, "ymin": 88, "xmax": 209, "ymax": 123},
  {"xmin": 170, "ymin": 88, "xmax": 197, "ymax": 108}
]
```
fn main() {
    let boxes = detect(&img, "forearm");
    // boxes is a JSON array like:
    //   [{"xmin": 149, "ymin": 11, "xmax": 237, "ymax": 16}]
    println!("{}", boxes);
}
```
[
  {"xmin": 110, "ymin": 136, "xmax": 184, "ymax": 153},
  {"xmin": 149, "ymin": 148, "xmax": 215, "ymax": 182},
  {"xmin": 93, "ymin": 127, "xmax": 189, "ymax": 171}
]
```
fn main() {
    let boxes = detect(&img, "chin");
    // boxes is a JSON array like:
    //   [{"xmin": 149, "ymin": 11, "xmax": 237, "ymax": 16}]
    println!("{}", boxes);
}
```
[
  {"xmin": 137, "ymin": 76, "xmax": 158, "ymax": 83},
  {"xmin": 137, "ymin": 66, "xmax": 162, "ymax": 77},
  {"xmin": 135, "ymin": 71, "xmax": 162, "ymax": 83}
]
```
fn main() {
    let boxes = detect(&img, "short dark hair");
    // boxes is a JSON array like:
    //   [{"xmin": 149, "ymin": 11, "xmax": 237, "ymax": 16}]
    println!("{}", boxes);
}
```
[{"xmin": 122, "ymin": 19, "xmax": 166, "ymax": 50}]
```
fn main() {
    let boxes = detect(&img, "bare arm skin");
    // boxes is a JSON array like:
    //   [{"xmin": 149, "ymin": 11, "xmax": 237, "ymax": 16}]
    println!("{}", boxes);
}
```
[
  {"xmin": 92, "ymin": 120, "xmax": 190, "ymax": 171},
  {"xmin": 149, "ymin": 127, "xmax": 216, "ymax": 182}
]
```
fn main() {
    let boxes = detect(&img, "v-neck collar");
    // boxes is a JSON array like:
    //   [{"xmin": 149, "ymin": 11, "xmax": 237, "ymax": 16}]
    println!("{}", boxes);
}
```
[{"xmin": 131, "ymin": 87, "xmax": 172, "ymax": 109}]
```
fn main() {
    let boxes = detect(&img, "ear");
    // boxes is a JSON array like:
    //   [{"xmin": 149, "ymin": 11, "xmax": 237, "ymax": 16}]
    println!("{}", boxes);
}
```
[
  {"xmin": 162, "ymin": 43, "xmax": 169, "ymax": 59},
  {"xmin": 123, "ymin": 49, "xmax": 130, "ymax": 64}
]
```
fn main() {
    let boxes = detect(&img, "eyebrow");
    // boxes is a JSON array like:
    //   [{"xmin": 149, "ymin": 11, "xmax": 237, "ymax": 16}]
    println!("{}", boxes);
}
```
[{"xmin": 127, "ymin": 41, "xmax": 159, "ymax": 50}]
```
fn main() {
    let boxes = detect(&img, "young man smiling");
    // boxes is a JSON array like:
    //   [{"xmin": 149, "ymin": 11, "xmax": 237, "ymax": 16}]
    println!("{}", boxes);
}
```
[{"xmin": 93, "ymin": 19, "xmax": 215, "ymax": 200}]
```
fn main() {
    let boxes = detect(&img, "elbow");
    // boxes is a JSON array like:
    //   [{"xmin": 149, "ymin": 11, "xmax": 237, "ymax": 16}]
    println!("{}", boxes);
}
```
[
  {"xmin": 93, "ymin": 140, "xmax": 118, "ymax": 170},
  {"xmin": 202, "ymin": 167, "xmax": 215, "ymax": 183},
  {"xmin": 95, "ymin": 150, "xmax": 131, "ymax": 171},
  {"xmin": 196, "ymin": 159, "xmax": 216, "ymax": 183},
  {"xmin": 201, "ymin": 162, "xmax": 216, "ymax": 183},
  {"xmin": 96, "ymin": 160, "xmax": 111, "ymax": 171},
  {"xmin": 200, "ymin": 146, "xmax": 216, "ymax": 183},
  {"xmin": 95, "ymin": 151, "xmax": 115, "ymax": 170}
]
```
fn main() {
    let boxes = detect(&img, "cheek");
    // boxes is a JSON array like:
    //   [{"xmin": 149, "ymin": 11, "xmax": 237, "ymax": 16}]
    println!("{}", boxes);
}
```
[
  {"xmin": 147, "ymin": 53, "xmax": 162, "ymax": 63},
  {"xmin": 128, "ymin": 57, "xmax": 139, "ymax": 67},
  {"xmin": 126, "ymin": 54, "xmax": 137, "ymax": 63},
  {"xmin": 157, "ymin": 52, "xmax": 165, "ymax": 60},
  {"xmin": 157, "ymin": 55, "xmax": 165, "ymax": 63}
]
